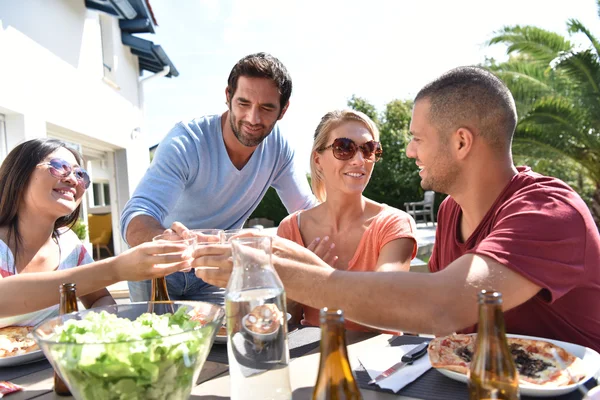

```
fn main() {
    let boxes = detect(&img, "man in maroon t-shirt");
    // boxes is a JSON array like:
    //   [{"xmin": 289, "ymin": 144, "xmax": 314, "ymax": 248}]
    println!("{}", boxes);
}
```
[
  {"xmin": 194, "ymin": 66, "xmax": 600, "ymax": 352},
  {"xmin": 429, "ymin": 168, "xmax": 600, "ymax": 350}
]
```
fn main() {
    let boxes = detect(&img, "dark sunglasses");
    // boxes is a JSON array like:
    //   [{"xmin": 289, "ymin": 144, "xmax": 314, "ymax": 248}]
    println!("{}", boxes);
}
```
[
  {"xmin": 319, "ymin": 138, "xmax": 383, "ymax": 162},
  {"xmin": 37, "ymin": 158, "xmax": 91, "ymax": 189}
]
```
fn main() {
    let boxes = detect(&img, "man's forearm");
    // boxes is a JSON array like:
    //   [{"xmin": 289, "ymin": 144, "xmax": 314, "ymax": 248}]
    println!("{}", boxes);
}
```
[
  {"xmin": 274, "ymin": 256, "xmax": 467, "ymax": 335},
  {"xmin": 126, "ymin": 215, "xmax": 166, "ymax": 247}
]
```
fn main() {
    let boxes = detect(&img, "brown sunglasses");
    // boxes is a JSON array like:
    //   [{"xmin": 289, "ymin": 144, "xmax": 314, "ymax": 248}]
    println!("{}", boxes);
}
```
[{"xmin": 319, "ymin": 138, "xmax": 383, "ymax": 162}]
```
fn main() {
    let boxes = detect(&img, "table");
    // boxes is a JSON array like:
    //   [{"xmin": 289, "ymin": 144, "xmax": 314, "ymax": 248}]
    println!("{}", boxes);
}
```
[{"xmin": 1, "ymin": 329, "xmax": 596, "ymax": 400}]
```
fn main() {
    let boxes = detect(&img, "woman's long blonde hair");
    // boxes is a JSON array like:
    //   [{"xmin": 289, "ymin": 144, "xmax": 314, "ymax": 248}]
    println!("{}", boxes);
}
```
[{"xmin": 310, "ymin": 109, "xmax": 380, "ymax": 202}]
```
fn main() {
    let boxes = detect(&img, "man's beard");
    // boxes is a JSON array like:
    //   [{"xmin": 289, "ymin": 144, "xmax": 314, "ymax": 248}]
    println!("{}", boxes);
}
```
[
  {"xmin": 229, "ymin": 112, "xmax": 275, "ymax": 148},
  {"xmin": 420, "ymin": 160, "xmax": 459, "ymax": 194}
]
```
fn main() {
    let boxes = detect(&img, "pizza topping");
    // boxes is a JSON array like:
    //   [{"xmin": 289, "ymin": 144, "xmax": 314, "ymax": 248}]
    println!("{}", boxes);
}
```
[
  {"xmin": 244, "ymin": 304, "xmax": 282, "ymax": 335},
  {"xmin": 455, "ymin": 346, "xmax": 473, "ymax": 363},
  {"xmin": 428, "ymin": 334, "xmax": 586, "ymax": 387},
  {"xmin": 0, "ymin": 327, "xmax": 38, "ymax": 358},
  {"xmin": 510, "ymin": 344, "xmax": 552, "ymax": 378}
]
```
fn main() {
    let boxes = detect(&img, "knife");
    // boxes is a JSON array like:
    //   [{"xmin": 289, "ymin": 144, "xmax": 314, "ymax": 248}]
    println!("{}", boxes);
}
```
[{"xmin": 368, "ymin": 341, "xmax": 429, "ymax": 385}]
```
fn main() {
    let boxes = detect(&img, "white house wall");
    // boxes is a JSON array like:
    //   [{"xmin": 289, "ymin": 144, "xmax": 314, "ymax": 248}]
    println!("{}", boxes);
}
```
[{"xmin": 0, "ymin": 0, "xmax": 155, "ymax": 254}]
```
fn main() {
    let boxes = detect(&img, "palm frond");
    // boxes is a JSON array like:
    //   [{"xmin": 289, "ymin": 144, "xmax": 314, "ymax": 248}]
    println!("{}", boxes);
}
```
[
  {"xmin": 514, "ymin": 135, "xmax": 599, "ymax": 182},
  {"xmin": 488, "ymin": 61, "xmax": 553, "ymax": 106},
  {"xmin": 488, "ymin": 25, "xmax": 573, "ymax": 64},
  {"xmin": 519, "ymin": 96, "xmax": 599, "ymax": 148},
  {"xmin": 555, "ymin": 50, "xmax": 600, "ymax": 115},
  {"xmin": 512, "ymin": 144, "xmax": 597, "ymax": 196},
  {"xmin": 567, "ymin": 18, "xmax": 600, "ymax": 59}
]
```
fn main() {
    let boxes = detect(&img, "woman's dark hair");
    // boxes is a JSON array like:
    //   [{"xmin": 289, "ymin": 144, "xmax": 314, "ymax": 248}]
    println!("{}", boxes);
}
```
[
  {"xmin": 0, "ymin": 138, "xmax": 84, "ymax": 264},
  {"xmin": 227, "ymin": 52, "xmax": 292, "ymax": 113}
]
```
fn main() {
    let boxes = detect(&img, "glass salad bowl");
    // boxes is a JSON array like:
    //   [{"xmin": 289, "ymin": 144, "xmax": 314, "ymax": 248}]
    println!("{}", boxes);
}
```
[{"xmin": 32, "ymin": 301, "xmax": 224, "ymax": 400}]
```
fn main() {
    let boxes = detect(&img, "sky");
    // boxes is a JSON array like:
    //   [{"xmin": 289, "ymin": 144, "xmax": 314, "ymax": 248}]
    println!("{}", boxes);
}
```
[{"xmin": 140, "ymin": 0, "xmax": 600, "ymax": 172}]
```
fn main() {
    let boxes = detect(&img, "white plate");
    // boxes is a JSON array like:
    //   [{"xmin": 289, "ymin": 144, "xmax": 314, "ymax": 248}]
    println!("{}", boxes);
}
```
[
  {"xmin": 436, "ymin": 334, "xmax": 600, "ymax": 398},
  {"xmin": 0, "ymin": 349, "xmax": 45, "ymax": 367},
  {"xmin": 214, "ymin": 313, "xmax": 292, "ymax": 345}
]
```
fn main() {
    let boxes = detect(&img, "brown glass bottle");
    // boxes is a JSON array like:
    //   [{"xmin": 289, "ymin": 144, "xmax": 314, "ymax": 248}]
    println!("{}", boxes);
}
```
[
  {"xmin": 469, "ymin": 290, "xmax": 520, "ymax": 400},
  {"xmin": 151, "ymin": 276, "xmax": 171, "ymax": 301},
  {"xmin": 312, "ymin": 308, "xmax": 362, "ymax": 400},
  {"xmin": 54, "ymin": 283, "xmax": 78, "ymax": 396}
]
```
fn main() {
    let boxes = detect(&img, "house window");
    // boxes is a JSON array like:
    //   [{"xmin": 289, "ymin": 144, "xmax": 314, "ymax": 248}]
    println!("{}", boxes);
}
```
[
  {"xmin": 0, "ymin": 114, "xmax": 7, "ymax": 161},
  {"xmin": 92, "ymin": 182, "xmax": 111, "ymax": 206},
  {"xmin": 99, "ymin": 14, "xmax": 119, "ymax": 89}
]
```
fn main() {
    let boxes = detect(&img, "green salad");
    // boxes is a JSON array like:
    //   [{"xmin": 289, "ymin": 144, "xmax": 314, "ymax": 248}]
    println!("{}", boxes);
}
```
[{"xmin": 48, "ymin": 308, "xmax": 214, "ymax": 400}]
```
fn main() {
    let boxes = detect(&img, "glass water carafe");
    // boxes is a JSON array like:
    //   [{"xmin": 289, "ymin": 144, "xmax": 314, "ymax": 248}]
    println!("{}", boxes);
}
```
[{"xmin": 226, "ymin": 236, "xmax": 292, "ymax": 400}]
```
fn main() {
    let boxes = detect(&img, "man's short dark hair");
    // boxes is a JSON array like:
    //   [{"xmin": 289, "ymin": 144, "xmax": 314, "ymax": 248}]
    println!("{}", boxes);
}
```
[
  {"xmin": 415, "ymin": 66, "xmax": 517, "ymax": 149},
  {"xmin": 227, "ymin": 52, "xmax": 292, "ymax": 112}
]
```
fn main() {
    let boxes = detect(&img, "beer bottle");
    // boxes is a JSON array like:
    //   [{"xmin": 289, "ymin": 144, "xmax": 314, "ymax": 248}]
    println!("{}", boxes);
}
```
[
  {"xmin": 151, "ymin": 276, "xmax": 171, "ymax": 301},
  {"xmin": 54, "ymin": 283, "xmax": 78, "ymax": 396},
  {"xmin": 312, "ymin": 308, "xmax": 362, "ymax": 400},
  {"xmin": 468, "ymin": 290, "xmax": 520, "ymax": 400}
]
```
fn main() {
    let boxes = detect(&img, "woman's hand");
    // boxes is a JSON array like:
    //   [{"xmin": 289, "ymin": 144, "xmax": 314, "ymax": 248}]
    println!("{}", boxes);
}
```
[
  {"xmin": 271, "ymin": 236, "xmax": 336, "ymax": 271},
  {"xmin": 306, "ymin": 236, "xmax": 338, "ymax": 267},
  {"xmin": 112, "ymin": 241, "xmax": 193, "ymax": 282}
]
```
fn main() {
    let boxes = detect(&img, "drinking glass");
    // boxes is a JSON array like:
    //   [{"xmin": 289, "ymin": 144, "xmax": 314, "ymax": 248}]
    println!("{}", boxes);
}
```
[
  {"xmin": 186, "ymin": 229, "xmax": 223, "ymax": 270},
  {"xmin": 151, "ymin": 233, "xmax": 197, "ymax": 312},
  {"xmin": 152, "ymin": 232, "xmax": 197, "ymax": 262},
  {"xmin": 186, "ymin": 229, "xmax": 223, "ymax": 244},
  {"xmin": 221, "ymin": 228, "xmax": 260, "ymax": 243}
]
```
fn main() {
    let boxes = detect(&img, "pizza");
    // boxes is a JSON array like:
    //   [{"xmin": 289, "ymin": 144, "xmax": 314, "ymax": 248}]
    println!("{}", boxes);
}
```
[
  {"xmin": 244, "ymin": 304, "xmax": 282, "ymax": 335},
  {"xmin": 427, "ymin": 334, "xmax": 587, "ymax": 387},
  {"xmin": 189, "ymin": 308, "xmax": 227, "ymax": 337},
  {"xmin": 0, "ymin": 326, "xmax": 39, "ymax": 358}
]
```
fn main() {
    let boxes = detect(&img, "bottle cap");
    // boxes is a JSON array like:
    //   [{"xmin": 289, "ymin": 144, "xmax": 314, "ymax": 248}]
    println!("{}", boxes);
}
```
[
  {"xmin": 59, "ymin": 282, "xmax": 76, "ymax": 292},
  {"xmin": 319, "ymin": 307, "xmax": 344, "ymax": 324},
  {"xmin": 478, "ymin": 289, "xmax": 502, "ymax": 304}
]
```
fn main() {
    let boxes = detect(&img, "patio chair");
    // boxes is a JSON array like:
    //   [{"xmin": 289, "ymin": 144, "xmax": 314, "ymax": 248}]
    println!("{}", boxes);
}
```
[
  {"xmin": 404, "ymin": 191, "xmax": 435, "ymax": 225},
  {"xmin": 88, "ymin": 213, "xmax": 113, "ymax": 259}
]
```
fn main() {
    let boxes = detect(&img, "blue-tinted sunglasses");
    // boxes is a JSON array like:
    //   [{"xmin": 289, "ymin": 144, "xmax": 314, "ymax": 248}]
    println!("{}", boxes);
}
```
[{"xmin": 37, "ymin": 158, "xmax": 91, "ymax": 189}]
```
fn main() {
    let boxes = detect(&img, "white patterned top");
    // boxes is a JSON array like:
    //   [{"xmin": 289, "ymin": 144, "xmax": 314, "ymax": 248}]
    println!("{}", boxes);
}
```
[{"xmin": 0, "ymin": 229, "xmax": 93, "ymax": 328}]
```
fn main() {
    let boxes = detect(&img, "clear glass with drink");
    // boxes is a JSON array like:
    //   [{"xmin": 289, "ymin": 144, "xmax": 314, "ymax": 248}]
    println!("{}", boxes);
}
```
[
  {"xmin": 151, "ymin": 233, "xmax": 196, "ymax": 312},
  {"xmin": 186, "ymin": 229, "xmax": 223, "ymax": 244},
  {"xmin": 226, "ymin": 236, "xmax": 291, "ymax": 400},
  {"xmin": 185, "ymin": 229, "xmax": 223, "ymax": 271},
  {"xmin": 153, "ymin": 232, "xmax": 197, "ymax": 275},
  {"xmin": 221, "ymin": 228, "xmax": 260, "ymax": 243}
]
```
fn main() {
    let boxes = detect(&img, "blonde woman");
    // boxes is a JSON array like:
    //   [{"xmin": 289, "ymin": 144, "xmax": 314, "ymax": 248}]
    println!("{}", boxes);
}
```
[{"xmin": 277, "ymin": 110, "xmax": 417, "ymax": 331}]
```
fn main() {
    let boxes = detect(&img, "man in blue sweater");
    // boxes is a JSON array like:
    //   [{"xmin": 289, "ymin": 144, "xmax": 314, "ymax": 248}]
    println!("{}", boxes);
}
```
[{"xmin": 120, "ymin": 52, "xmax": 317, "ymax": 302}]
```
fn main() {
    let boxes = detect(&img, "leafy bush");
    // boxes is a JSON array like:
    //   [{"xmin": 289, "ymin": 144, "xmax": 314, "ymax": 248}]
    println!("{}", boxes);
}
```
[
  {"xmin": 249, "ymin": 187, "xmax": 296, "ymax": 226},
  {"xmin": 72, "ymin": 219, "xmax": 88, "ymax": 241}
]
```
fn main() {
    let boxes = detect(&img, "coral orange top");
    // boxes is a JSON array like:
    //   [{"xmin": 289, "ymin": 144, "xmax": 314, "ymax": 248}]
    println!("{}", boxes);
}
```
[{"xmin": 277, "ymin": 206, "xmax": 417, "ymax": 331}]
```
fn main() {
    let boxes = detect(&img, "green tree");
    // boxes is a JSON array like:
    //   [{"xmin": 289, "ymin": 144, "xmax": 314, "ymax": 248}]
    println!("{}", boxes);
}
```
[
  {"xmin": 248, "ymin": 187, "xmax": 290, "ymax": 226},
  {"xmin": 485, "ymin": 0, "xmax": 600, "ymax": 228}
]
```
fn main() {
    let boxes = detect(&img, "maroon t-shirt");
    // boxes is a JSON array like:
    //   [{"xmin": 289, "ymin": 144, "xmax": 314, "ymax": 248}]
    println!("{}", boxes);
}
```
[{"xmin": 429, "ymin": 167, "xmax": 600, "ymax": 352}]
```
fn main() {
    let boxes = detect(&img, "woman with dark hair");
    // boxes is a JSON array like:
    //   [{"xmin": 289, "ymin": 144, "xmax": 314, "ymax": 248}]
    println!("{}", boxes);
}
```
[{"xmin": 0, "ymin": 138, "xmax": 192, "ymax": 326}]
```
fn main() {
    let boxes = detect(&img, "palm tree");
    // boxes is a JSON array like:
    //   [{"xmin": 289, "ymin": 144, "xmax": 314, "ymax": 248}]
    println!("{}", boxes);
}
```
[{"xmin": 485, "ymin": 0, "xmax": 600, "ymax": 230}]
